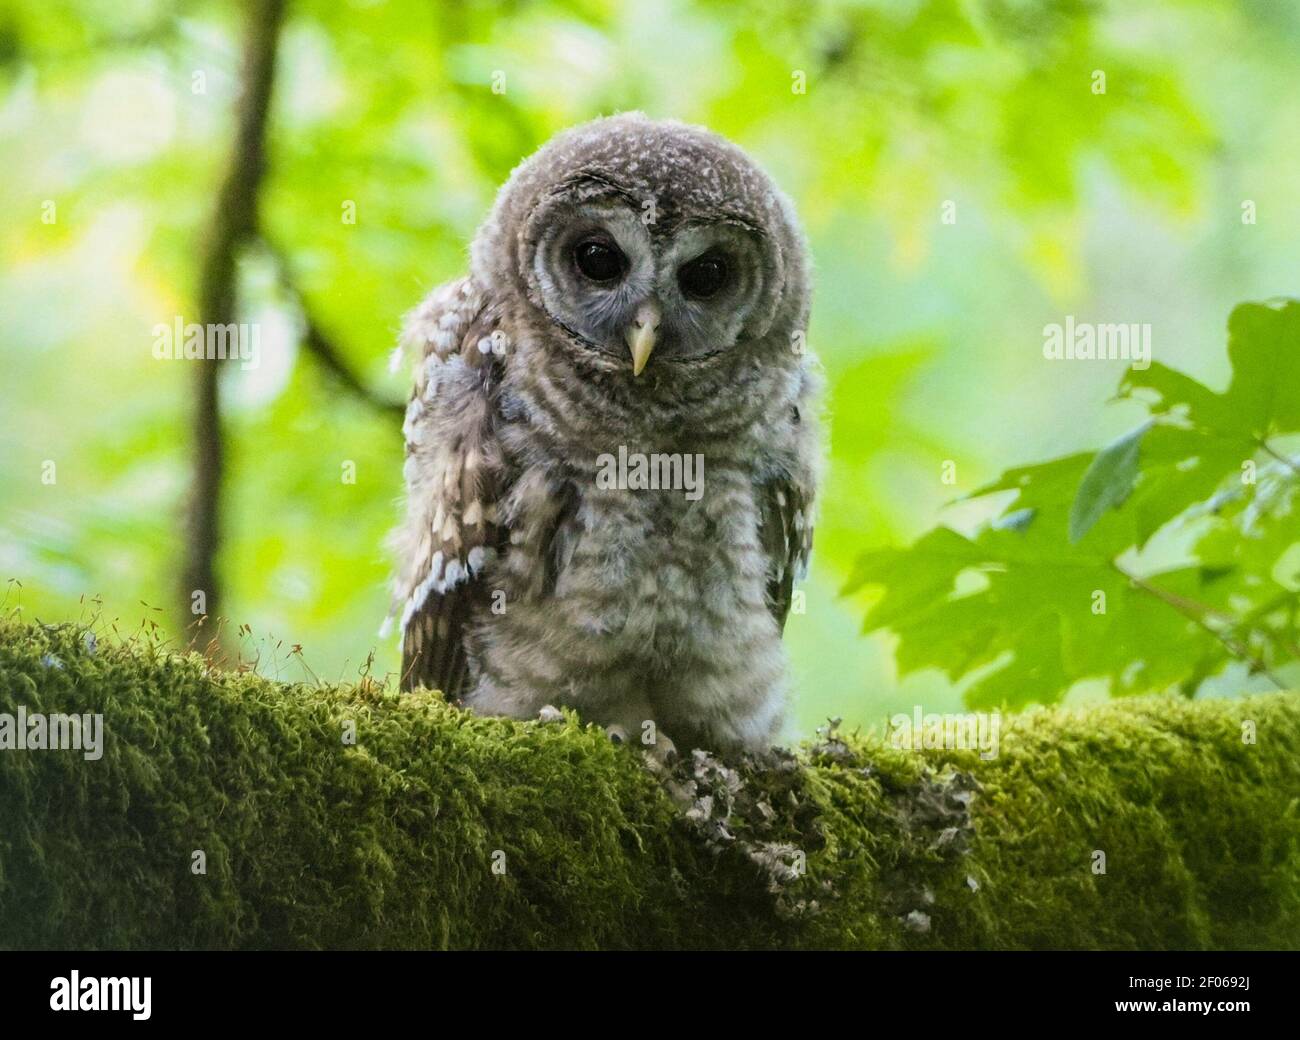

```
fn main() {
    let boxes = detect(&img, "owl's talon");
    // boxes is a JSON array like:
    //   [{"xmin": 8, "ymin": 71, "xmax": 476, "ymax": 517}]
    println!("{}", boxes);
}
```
[
  {"xmin": 606, "ymin": 723, "xmax": 628, "ymax": 745},
  {"xmin": 656, "ymin": 734, "xmax": 678, "ymax": 765},
  {"xmin": 642, "ymin": 732, "xmax": 678, "ymax": 769}
]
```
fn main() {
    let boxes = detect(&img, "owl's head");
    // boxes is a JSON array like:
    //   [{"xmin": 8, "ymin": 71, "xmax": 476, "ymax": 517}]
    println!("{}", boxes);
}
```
[{"xmin": 472, "ymin": 114, "xmax": 809, "ymax": 381}]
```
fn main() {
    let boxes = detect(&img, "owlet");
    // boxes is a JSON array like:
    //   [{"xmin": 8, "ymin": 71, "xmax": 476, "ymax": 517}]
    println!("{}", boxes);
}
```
[{"xmin": 388, "ymin": 114, "xmax": 819, "ymax": 755}]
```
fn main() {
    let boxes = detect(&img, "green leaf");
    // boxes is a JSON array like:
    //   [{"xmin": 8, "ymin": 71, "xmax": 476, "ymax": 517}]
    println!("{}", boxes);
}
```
[
  {"xmin": 1121, "ymin": 300, "xmax": 1300, "ymax": 441},
  {"xmin": 1069, "ymin": 421, "xmax": 1150, "ymax": 543},
  {"xmin": 1224, "ymin": 301, "xmax": 1300, "ymax": 437},
  {"xmin": 1119, "ymin": 361, "xmax": 1240, "ymax": 436}
]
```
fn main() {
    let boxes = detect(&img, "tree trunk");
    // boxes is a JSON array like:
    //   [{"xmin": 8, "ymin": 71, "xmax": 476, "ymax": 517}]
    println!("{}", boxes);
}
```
[{"xmin": 181, "ymin": 0, "xmax": 285, "ymax": 644}]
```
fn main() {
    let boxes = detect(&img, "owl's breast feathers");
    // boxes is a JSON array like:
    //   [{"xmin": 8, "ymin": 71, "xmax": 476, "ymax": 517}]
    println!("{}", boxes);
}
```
[{"xmin": 390, "ymin": 277, "xmax": 816, "ymax": 699}]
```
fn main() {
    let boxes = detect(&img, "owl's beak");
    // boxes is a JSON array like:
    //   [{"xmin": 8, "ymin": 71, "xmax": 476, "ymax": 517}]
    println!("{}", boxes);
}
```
[{"xmin": 625, "ymin": 301, "xmax": 661, "ymax": 377}]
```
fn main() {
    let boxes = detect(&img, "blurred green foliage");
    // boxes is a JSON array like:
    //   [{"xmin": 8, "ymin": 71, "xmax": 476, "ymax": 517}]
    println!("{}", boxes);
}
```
[{"xmin": 2, "ymin": 0, "xmax": 1299, "ymax": 736}]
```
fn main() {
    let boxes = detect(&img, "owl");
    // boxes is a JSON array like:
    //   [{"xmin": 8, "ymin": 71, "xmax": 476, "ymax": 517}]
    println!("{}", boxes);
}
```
[{"xmin": 387, "ymin": 113, "xmax": 819, "ymax": 756}]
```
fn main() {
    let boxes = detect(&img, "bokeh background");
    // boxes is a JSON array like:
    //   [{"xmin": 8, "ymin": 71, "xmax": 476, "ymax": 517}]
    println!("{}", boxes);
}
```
[{"xmin": 3, "ymin": 0, "xmax": 1298, "ymax": 739}]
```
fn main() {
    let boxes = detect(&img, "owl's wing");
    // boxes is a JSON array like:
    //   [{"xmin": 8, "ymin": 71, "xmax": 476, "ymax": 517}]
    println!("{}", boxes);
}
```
[
  {"xmin": 758, "ymin": 477, "xmax": 814, "ymax": 633},
  {"xmin": 389, "ymin": 277, "xmax": 509, "ymax": 697}
]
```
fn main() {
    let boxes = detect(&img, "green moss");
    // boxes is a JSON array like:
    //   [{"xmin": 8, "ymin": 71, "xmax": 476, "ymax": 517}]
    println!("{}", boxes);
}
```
[{"xmin": 1, "ymin": 618, "xmax": 1296, "ymax": 949}]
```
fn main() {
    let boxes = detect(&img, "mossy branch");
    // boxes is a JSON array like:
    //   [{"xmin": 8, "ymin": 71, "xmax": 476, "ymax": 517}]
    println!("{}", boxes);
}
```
[{"xmin": 1, "ymin": 618, "xmax": 1296, "ymax": 950}]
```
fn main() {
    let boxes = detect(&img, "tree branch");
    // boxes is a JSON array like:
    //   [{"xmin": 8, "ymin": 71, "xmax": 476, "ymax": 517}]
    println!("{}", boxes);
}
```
[
  {"xmin": 260, "ymin": 237, "xmax": 406, "ymax": 419},
  {"xmin": 7, "ymin": 617, "xmax": 1300, "ymax": 950},
  {"xmin": 182, "ymin": 0, "xmax": 286, "ymax": 644}
]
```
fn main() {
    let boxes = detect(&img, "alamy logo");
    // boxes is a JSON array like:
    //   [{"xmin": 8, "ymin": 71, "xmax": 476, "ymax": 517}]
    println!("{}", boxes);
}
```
[
  {"xmin": 0, "ymin": 707, "xmax": 103, "ymax": 760},
  {"xmin": 1043, "ymin": 316, "xmax": 1151, "ymax": 370},
  {"xmin": 596, "ymin": 446, "xmax": 705, "ymax": 501},
  {"xmin": 889, "ymin": 707, "xmax": 1001, "ymax": 760},
  {"xmin": 50, "ymin": 972, "xmax": 151, "ymax": 1020},
  {"xmin": 152, "ymin": 315, "xmax": 260, "ymax": 369}
]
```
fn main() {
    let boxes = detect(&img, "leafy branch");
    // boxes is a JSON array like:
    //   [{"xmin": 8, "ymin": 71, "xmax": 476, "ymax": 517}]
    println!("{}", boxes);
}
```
[{"xmin": 846, "ymin": 300, "xmax": 1300, "ymax": 709}]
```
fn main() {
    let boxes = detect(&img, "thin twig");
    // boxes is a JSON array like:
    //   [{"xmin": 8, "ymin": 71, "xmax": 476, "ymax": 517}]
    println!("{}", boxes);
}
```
[
  {"xmin": 1258, "ymin": 439, "xmax": 1300, "ymax": 478},
  {"xmin": 261, "ymin": 237, "xmax": 405, "ymax": 419},
  {"xmin": 1112, "ymin": 562, "xmax": 1288, "ymax": 690}
]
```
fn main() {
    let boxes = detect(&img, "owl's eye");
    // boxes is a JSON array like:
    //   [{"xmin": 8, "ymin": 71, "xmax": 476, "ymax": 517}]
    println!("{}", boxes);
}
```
[
  {"xmin": 574, "ymin": 238, "xmax": 626, "ymax": 283},
  {"xmin": 678, "ymin": 252, "xmax": 729, "ymax": 299}
]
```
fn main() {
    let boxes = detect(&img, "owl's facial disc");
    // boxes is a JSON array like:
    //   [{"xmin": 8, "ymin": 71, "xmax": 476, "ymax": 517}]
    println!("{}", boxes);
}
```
[
  {"xmin": 651, "ymin": 220, "xmax": 771, "ymax": 367},
  {"xmin": 526, "ymin": 193, "xmax": 776, "ymax": 377},
  {"xmin": 528, "ymin": 200, "xmax": 656, "ymax": 365}
]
